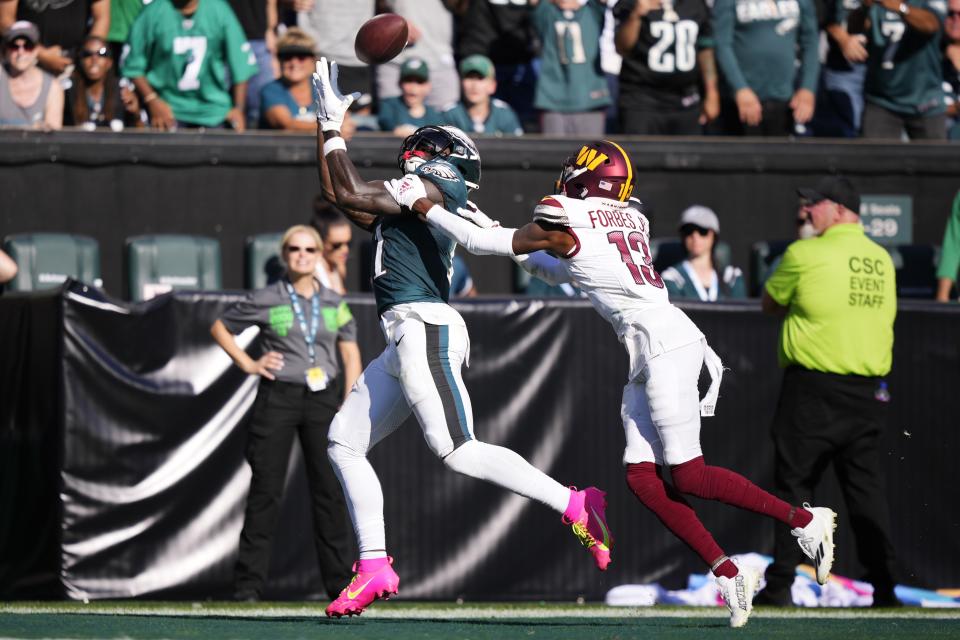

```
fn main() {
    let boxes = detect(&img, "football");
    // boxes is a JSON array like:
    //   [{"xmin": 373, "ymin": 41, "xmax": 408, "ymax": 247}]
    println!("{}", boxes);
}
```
[{"xmin": 354, "ymin": 13, "xmax": 409, "ymax": 65}]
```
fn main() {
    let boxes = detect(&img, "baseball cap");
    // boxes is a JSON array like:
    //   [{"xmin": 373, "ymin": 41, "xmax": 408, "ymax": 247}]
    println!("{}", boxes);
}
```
[
  {"xmin": 400, "ymin": 58, "xmax": 429, "ymax": 82},
  {"xmin": 797, "ymin": 176, "xmax": 860, "ymax": 214},
  {"xmin": 3, "ymin": 20, "xmax": 40, "ymax": 45},
  {"xmin": 459, "ymin": 54, "xmax": 495, "ymax": 79},
  {"xmin": 679, "ymin": 205, "xmax": 720, "ymax": 233}
]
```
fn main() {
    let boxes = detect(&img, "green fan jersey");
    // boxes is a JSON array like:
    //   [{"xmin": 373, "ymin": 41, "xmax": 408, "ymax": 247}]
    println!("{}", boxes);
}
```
[
  {"xmin": 441, "ymin": 99, "xmax": 524, "ymax": 136},
  {"xmin": 371, "ymin": 158, "xmax": 470, "ymax": 315},
  {"xmin": 121, "ymin": 0, "xmax": 258, "ymax": 126},
  {"xmin": 108, "ymin": 0, "xmax": 147, "ymax": 44},
  {"xmin": 863, "ymin": 0, "xmax": 947, "ymax": 116},
  {"xmin": 713, "ymin": 0, "xmax": 820, "ymax": 101},
  {"xmin": 532, "ymin": 0, "xmax": 611, "ymax": 112}
]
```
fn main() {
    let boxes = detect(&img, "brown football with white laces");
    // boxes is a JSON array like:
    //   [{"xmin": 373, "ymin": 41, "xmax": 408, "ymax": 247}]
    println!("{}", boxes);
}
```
[{"xmin": 354, "ymin": 13, "xmax": 408, "ymax": 65}]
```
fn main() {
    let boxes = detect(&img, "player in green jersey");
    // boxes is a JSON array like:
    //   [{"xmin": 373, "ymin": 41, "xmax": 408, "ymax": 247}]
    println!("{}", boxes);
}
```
[{"xmin": 311, "ymin": 57, "xmax": 614, "ymax": 618}]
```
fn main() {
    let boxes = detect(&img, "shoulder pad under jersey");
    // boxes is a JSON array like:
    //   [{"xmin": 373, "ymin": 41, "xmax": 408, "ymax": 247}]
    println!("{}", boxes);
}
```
[
  {"xmin": 534, "ymin": 195, "xmax": 634, "ymax": 229},
  {"xmin": 532, "ymin": 194, "xmax": 591, "ymax": 228}
]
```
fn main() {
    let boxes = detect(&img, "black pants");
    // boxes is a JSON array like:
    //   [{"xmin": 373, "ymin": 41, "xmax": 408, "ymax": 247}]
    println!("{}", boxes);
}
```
[
  {"xmin": 861, "ymin": 102, "xmax": 947, "ymax": 141},
  {"xmin": 763, "ymin": 367, "xmax": 899, "ymax": 599},
  {"xmin": 719, "ymin": 98, "xmax": 793, "ymax": 136},
  {"xmin": 234, "ymin": 379, "xmax": 354, "ymax": 599},
  {"xmin": 619, "ymin": 102, "xmax": 701, "ymax": 135}
]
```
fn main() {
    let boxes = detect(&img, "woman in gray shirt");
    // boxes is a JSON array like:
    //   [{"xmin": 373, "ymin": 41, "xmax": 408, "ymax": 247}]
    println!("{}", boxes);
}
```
[
  {"xmin": 211, "ymin": 224, "xmax": 361, "ymax": 601},
  {"xmin": 0, "ymin": 21, "xmax": 62, "ymax": 129}
]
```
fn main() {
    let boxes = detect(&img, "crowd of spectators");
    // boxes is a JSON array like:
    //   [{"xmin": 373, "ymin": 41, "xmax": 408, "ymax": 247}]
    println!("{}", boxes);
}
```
[{"xmin": 1, "ymin": 0, "xmax": 958, "ymax": 138}]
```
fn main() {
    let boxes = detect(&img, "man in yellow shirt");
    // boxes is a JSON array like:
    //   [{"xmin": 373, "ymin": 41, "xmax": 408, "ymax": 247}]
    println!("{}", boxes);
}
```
[{"xmin": 759, "ymin": 176, "xmax": 901, "ymax": 607}]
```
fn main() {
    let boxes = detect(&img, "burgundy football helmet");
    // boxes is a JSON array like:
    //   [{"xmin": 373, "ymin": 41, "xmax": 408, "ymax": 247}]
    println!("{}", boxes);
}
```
[{"xmin": 555, "ymin": 140, "xmax": 635, "ymax": 202}]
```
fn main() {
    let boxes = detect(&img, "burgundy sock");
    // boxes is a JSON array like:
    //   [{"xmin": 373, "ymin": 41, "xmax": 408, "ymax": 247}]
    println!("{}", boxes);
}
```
[
  {"xmin": 626, "ymin": 462, "xmax": 727, "ymax": 568},
  {"xmin": 714, "ymin": 558, "xmax": 739, "ymax": 579},
  {"xmin": 789, "ymin": 506, "xmax": 813, "ymax": 528},
  {"xmin": 671, "ymin": 456, "xmax": 800, "ymax": 527}
]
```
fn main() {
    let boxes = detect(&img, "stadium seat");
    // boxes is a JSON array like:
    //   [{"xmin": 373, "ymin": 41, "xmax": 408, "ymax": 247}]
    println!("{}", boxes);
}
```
[
  {"xmin": 749, "ymin": 240, "xmax": 793, "ymax": 297},
  {"xmin": 650, "ymin": 238, "xmax": 732, "ymax": 274},
  {"xmin": 245, "ymin": 233, "xmax": 285, "ymax": 289},
  {"xmin": 886, "ymin": 244, "xmax": 940, "ymax": 299},
  {"xmin": 2, "ymin": 233, "xmax": 101, "ymax": 291},
  {"xmin": 126, "ymin": 234, "xmax": 222, "ymax": 301}
]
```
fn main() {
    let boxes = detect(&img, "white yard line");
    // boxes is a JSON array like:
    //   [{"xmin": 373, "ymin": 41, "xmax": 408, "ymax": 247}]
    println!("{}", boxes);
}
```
[{"xmin": 1, "ymin": 605, "xmax": 959, "ymax": 620}]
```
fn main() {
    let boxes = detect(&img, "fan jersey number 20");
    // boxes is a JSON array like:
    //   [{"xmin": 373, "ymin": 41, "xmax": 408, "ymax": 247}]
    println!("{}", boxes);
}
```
[{"xmin": 648, "ymin": 20, "xmax": 699, "ymax": 73}]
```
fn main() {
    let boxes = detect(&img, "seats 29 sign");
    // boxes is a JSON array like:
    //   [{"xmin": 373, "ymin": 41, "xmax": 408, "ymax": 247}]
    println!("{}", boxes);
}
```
[{"xmin": 859, "ymin": 195, "xmax": 912, "ymax": 245}]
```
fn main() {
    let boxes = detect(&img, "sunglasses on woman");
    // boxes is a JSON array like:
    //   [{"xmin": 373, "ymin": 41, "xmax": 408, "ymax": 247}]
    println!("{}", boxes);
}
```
[
  {"xmin": 680, "ymin": 224, "xmax": 711, "ymax": 237},
  {"xmin": 285, "ymin": 245, "xmax": 317, "ymax": 254},
  {"xmin": 80, "ymin": 47, "xmax": 110, "ymax": 59},
  {"xmin": 6, "ymin": 40, "xmax": 35, "ymax": 53}
]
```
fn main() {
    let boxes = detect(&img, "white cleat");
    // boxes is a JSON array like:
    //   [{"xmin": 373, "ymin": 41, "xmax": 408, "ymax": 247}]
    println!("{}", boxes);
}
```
[
  {"xmin": 716, "ymin": 561, "xmax": 760, "ymax": 628},
  {"xmin": 792, "ymin": 504, "xmax": 837, "ymax": 585}
]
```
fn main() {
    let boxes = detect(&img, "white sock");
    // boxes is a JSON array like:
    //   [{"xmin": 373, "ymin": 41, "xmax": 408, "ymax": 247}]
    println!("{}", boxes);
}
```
[
  {"xmin": 443, "ymin": 440, "xmax": 571, "ymax": 513},
  {"xmin": 327, "ymin": 442, "xmax": 386, "ymax": 557}
]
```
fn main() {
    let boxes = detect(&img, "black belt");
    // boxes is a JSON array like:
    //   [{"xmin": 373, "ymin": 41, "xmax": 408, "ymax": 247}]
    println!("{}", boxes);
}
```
[
  {"xmin": 260, "ymin": 378, "xmax": 337, "ymax": 396},
  {"xmin": 785, "ymin": 365, "xmax": 881, "ymax": 384}
]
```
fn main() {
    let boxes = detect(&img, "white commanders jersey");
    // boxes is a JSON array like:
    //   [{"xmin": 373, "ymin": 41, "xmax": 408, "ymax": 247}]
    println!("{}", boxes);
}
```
[{"xmin": 533, "ymin": 194, "xmax": 703, "ymax": 376}]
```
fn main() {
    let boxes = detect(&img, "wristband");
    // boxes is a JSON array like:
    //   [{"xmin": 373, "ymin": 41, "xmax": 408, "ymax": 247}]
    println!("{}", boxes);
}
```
[
  {"xmin": 323, "ymin": 137, "xmax": 347, "ymax": 156},
  {"xmin": 143, "ymin": 92, "xmax": 158, "ymax": 104}
]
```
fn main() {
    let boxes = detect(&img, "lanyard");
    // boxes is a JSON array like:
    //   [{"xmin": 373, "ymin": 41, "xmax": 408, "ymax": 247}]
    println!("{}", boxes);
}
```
[
  {"xmin": 284, "ymin": 281, "xmax": 320, "ymax": 364},
  {"xmin": 682, "ymin": 260, "xmax": 718, "ymax": 302}
]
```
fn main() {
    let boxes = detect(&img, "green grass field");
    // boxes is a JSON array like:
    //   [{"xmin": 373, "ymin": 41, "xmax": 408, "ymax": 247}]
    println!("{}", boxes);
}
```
[{"xmin": 2, "ymin": 602, "xmax": 960, "ymax": 640}]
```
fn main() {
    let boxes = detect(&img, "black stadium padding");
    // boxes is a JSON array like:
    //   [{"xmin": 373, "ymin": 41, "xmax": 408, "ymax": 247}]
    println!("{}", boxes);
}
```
[
  {"xmin": 1, "ymin": 283, "xmax": 957, "ymax": 600},
  {"xmin": 2, "ymin": 130, "xmax": 959, "ymax": 298}
]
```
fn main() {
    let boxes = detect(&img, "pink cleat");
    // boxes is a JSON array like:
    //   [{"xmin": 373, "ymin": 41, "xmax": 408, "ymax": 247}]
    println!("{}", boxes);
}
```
[
  {"xmin": 325, "ymin": 556, "xmax": 400, "ymax": 618},
  {"xmin": 563, "ymin": 487, "xmax": 613, "ymax": 571}
]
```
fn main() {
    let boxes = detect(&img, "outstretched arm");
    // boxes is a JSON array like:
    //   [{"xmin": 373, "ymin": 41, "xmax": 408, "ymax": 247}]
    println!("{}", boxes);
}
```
[
  {"xmin": 314, "ymin": 58, "xmax": 443, "ymax": 227},
  {"xmin": 316, "ymin": 127, "xmax": 380, "ymax": 231},
  {"xmin": 514, "ymin": 251, "xmax": 573, "ymax": 286},
  {"xmin": 387, "ymin": 174, "xmax": 576, "ymax": 256}
]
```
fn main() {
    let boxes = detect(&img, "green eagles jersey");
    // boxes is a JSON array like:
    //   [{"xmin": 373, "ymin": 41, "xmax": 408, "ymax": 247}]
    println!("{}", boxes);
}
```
[
  {"xmin": 532, "ymin": 0, "xmax": 610, "ymax": 112},
  {"xmin": 108, "ymin": 0, "xmax": 147, "ymax": 43},
  {"xmin": 121, "ymin": 0, "xmax": 258, "ymax": 126},
  {"xmin": 371, "ymin": 158, "xmax": 469, "ymax": 315},
  {"xmin": 377, "ymin": 97, "xmax": 443, "ymax": 132},
  {"xmin": 713, "ymin": 0, "xmax": 820, "ymax": 101},
  {"xmin": 440, "ymin": 99, "xmax": 524, "ymax": 136},
  {"xmin": 936, "ymin": 189, "xmax": 960, "ymax": 283},
  {"xmin": 863, "ymin": 0, "xmax": 946, "ymax": 116}
]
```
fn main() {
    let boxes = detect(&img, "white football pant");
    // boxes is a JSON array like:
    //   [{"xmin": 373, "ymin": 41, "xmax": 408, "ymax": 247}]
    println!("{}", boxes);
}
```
[
  {"xmin": 328, "ymin": 310, "xmax": 570, "ymax": 558},
  {"xmin": 621, "ymin": 339, "xmax": 706, "ymax": 467}
]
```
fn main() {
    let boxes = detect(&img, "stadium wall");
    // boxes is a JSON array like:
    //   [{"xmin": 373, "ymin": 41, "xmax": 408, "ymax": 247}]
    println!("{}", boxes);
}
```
[
  {"xmin": 1, "ymin": 131, "xmax": 958, "ymax": 298},
  {"xmin": 1, "ymin": 284, "xmax": 957, "ymax": 600}
]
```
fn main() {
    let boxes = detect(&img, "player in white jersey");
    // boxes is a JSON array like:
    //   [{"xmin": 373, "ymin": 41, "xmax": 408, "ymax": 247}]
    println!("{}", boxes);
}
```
[{"xmin": 386, "ymin": 140, "xmax": 838, "ymax": 628}]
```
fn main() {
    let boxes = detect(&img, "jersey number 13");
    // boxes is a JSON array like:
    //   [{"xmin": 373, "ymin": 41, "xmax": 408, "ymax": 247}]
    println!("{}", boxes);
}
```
[{"xmin": 607, "ymin": 231, "xmax": 664, "ymax": 288}]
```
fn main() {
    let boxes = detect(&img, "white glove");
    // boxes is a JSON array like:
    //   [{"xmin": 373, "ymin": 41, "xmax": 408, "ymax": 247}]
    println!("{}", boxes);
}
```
[
  {"xmin": 312, "ymin": 57, "xmax": 360, "ymax": 132},
  {"xmin": 457, "ymin": 201, "xmax": 501, "ymax": 228},
  {"xmin": 384, "ymin": 175, "xmax": 428, "ymax": 209}
]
